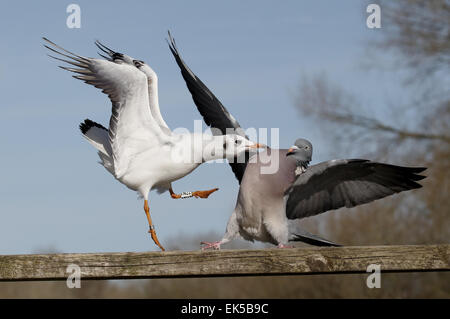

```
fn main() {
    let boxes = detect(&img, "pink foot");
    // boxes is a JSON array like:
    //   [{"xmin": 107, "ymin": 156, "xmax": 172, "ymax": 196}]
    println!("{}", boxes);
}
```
[
  {"xmin": 201, "ymin": 241, "xmax": 221, "ymax": 251},
  {"xmin": 277, "ymin": 243, "xmax": 294, "ymax": 248}
]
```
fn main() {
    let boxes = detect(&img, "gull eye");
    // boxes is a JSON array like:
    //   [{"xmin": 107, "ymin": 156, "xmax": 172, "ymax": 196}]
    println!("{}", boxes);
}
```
[
  {"xmin": 235, "ymin": 139, "xmax": 242, "ymax": 145},
  {"xmin": 133, "ymin": 60, "xmax": 142, "ymax": 68}
]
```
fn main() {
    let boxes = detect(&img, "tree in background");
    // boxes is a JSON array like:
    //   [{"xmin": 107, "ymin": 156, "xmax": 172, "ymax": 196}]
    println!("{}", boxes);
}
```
[
  {"xmin": 294, "ymin": 0, "xmax": 449, "ymax": 244},
  {"xmin": 290, "ymin": 0, "xmax": 450, "ymax": 297}
]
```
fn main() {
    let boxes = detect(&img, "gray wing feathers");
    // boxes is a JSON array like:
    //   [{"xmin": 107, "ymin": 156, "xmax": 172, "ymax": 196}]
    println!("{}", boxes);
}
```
[
  {"xmin": 285, "ymin": 159, "xmax": 426, "ymax": 219},
  {"xmin": 290, "ymin": 230, "xmax": 341, "ymax": 247},
  {"xmin": 167, "ymin": 32, "xmax": 250, "ymax": 182},
  {"xmin": 167, "ymin": 32, "xmax": 243, "ymax": 134}
]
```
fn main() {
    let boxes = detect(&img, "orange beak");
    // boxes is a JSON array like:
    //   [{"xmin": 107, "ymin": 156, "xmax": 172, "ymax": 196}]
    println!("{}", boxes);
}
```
[{"xmin": 249, "ymin": 143, "xmax": 267, "ymax": 149}]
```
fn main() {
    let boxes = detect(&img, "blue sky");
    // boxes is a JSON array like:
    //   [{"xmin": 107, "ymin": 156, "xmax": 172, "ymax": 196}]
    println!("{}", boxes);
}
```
[{"xmin": 0, "ymin": 1, "xmax": 394, "ymax": 254}]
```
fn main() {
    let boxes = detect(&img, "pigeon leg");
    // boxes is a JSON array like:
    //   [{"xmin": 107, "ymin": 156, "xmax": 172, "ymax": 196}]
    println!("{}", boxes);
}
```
[
  {"xmin": 169, "ymin": 187, "xmax": 219, "ymax": 199},
  {"xmin": 144, "ymin": 200, "xmax": 165, "ymax": 251},
  {"xmin": 201, "ymin": 211, "xmax": 238, "ymax": 251},
  {"xmin": 200, "ymin": 241, "xmax": 222, "ymax": 250},
  {"xmin": 277, "ymin": 243, "xmax": 294, "ymax": 248},
  {"xmin": 200, "ymin": 236, "xmax": 231, "ymax": 251}
]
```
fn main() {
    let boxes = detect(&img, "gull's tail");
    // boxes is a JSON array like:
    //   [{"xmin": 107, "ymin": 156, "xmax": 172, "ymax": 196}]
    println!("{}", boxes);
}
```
[{"xmin": 79, "ymin": 119, "xmax": 114, "ymax": 174}]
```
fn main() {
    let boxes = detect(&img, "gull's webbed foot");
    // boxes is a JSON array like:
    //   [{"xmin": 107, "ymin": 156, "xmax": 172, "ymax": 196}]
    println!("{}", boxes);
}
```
[
  {"xmin": 149, "ymin": 226, "xmax": 165, "ymax": 251},
  {"xmin": 170, "ymin": 187, "xmax": 219, "ymax": 199},
  {"xmin": 193, "ymin": 188, "xmax": 219, "ymax": 199}
]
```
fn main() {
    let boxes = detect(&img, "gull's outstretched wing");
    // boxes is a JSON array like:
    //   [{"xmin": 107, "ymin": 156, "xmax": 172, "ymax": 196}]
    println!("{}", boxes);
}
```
[
  {"xmin": 95, "ymin": 40, "xmax": 171, "ymax": 134},
  {"xmin": 285, "ymin": 159, "xmax": 426, "ymax": 219},
  {"xmin": 44, "ymin": 38, "xmax": 166, "ymax": 178},
  {"xmin": 167, "ymin": 32, "xmax": 249, "ymax": 183}
]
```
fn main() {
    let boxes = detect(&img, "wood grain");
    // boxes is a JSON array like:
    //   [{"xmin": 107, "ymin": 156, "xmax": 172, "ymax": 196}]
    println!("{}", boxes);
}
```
[{"xmin": 0, "ymin": 245, "xmax": 448, "ymax": 281}]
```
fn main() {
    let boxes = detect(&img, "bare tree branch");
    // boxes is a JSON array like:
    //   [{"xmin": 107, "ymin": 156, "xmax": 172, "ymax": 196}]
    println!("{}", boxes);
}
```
[{"xmin": 326, "ymin": 112, "xmax": 450, "ymax": 143}]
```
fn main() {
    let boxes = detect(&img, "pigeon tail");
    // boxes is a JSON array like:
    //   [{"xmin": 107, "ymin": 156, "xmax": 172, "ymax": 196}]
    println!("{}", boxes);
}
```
[{"xmin": 290, "ymin": 230, "xmax": 341, "ymax": 247}]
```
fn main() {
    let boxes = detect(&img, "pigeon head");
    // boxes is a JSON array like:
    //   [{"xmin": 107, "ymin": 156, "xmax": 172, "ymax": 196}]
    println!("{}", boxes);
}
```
[{"xmin": 286, "ymin": 138, "xmax": 313, "ymax": 168}]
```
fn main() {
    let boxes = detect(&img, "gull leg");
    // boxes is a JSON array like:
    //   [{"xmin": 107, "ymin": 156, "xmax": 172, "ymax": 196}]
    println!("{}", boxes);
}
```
[
  {"xmin": 169, "ymin": 187, "xmax": 219, "ymax": 199},
  {"xmin": 144, "ymin": 200, "xmax": 165, "ymax": 251},
  {"xmin": 169, "ymin": 187, "xmax": 182, "ymax": 199}
]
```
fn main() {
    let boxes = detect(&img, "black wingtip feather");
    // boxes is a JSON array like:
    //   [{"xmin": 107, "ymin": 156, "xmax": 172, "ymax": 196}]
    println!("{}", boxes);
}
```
[
  {"xmin": 166, "ymin": 30, "xmax": 250, "ymax": 183},
  {"xmin": 167, "ymin": 30, "xmax": 181, "ymax": 58},
  {"xmin": 291, "ymin": 234, "xmax": 342, "ymax": 247},
  {"xmin": 79, "ymin": 119, "xmax": 107, "ymax": 135}
]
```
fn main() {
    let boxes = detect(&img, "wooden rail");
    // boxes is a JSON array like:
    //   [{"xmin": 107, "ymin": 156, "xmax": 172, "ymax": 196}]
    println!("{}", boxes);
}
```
[{"xmin": 0, "ymin": 244, "xmax": 448, "ymax": 281}]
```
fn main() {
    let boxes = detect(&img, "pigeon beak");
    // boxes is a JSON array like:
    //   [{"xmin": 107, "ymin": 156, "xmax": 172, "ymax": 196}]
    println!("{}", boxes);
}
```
[
  {"xmin": 286, "ymin": 147, "xmax": 296, "ymax": 156},
  {"xmin": 248, "ymin": 143, "xmax": 267, "ymax": 149}
]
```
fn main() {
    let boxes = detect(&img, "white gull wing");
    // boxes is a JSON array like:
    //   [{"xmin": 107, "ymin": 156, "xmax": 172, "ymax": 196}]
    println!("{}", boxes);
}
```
[
  {"xmin": 95, "ymin": 40, "xmax": 171, "ymax": 134},
  {"xmin": 44, "ymin": 38, "xmax": 170, "ymax": 178},
  {"xmin": 138, "ymin": 61, "xmax": 171, "ymax": 134}
]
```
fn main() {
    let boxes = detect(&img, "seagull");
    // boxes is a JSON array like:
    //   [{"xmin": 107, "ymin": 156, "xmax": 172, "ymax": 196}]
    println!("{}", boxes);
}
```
[
  {"xmin": 167, "ymin": 33, "xmax": 427, "ymax": 249},
  {"xmin": 43, "ymin": 37, "xmax": 265, "ymax": 251}
]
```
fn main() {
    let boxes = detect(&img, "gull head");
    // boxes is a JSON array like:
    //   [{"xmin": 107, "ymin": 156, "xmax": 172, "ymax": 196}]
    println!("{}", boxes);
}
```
[{"xmin": 222, "ymin": 134, "xmax": 266, "ymax": 160}]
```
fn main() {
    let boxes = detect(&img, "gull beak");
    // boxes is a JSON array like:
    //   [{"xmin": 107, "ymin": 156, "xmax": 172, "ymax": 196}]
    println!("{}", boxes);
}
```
[{"xmin": 248, "ymin": 143, "xmax": 267, "ymax": 149}]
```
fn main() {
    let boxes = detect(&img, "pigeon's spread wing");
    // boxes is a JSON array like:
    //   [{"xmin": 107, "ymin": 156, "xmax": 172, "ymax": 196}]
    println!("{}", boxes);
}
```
[
  {"xmin": 167, "ymin": 32, "xmax": 250, "ymax": 183},
  {"xmin": 285, "ymin": 159, "xmax": 426, "ymax": 219}
]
